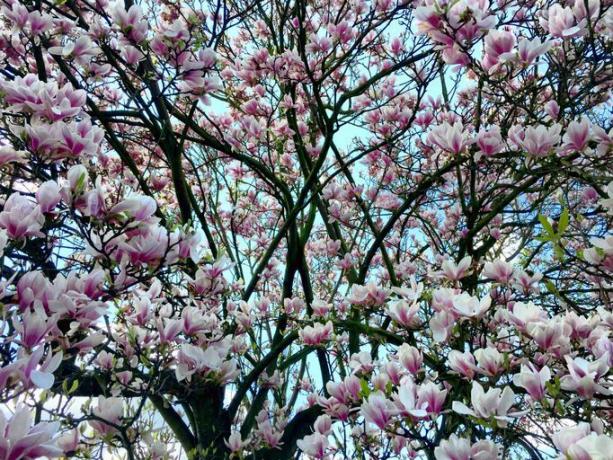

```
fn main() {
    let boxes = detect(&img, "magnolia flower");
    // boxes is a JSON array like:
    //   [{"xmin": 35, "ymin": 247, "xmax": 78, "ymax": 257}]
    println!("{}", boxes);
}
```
[
  {"xmin": 541, "ymin": 4, "xmax": 587, "ymax": 38},
  {"xmin": 110, "ymin": 195, "xmax": 157, "ymax": 221},
  {"xmin": 395, "ymin": 378, "xmax": 429, "ymax": 418},
  {"xmin": 560, "ymin": 354, "xmax": 610, "ymax": 398},
  {"xmin": 517, "ymin": 37, "xmax": 553, "ymax": 65},
  {"xmin": 552, "ymin": 423, "xmax": 613, "ymax": 460},
  {"xmin": 447, "ymin": 350, "xmax": 479, "ymax": 380},
  {"xmin": 427, "ymin": 122, "xmax": 472, "ymax": 154},
  {"xmin": 224, "ymin": 431, "xmax": 245, "ymax": 454},
  {"xmin": 483, "ymin": 29, "xmax": 516, "ymax": 67},
  {"xmin": 434, "ymin": 435, "xmax": 498, "ymax": 460},
  {"xmin": 452, "ymin": 293, "xmax": 491, "ymax": 318},
  {"xmin": 507, "ymin": 301, "xmax": 547, "ymax": 331},
  {"xmin": 388, "ymin": 299, "xmax": 421, "ymax": 328},
  {"xmin": 347, "ymin": 282, "xmax": 389, "ymax": 306},
  {"xmin": 36, "ymin": 181, "xmax": 62, "ymax": 214},
  {"xmin": 361, "ymin": 392, "xmax": 395, "ymax": 429},
  {"xmin": 475, "ymin": 126, "xmax": 504, "ymax": 157},
  {"xmin": 519, "ymin": 124, "xmax": 561, "ymax": 157},
  {"xmin": 475, "ymin": 348, "xmax": 504, "ymax": 377},
  {"xmin": 430, "ymin": 311, "xmax": 456, "ymax": 343},
  {"xmin": 452, "ymin": 382, "xmax": 523, "ymax": 426},
  {"xmin": 512, "ymin": 364, "xmax": 551, "ymax": 400},
  {"xmin": 561, "ymin": 118, "xmax": 591, "ymax": 154},
  {"xmin": 296, "ymin": 432, "xmax": 330, "ymax": 458},
  {"xmin": 0, "ymin": 146, "xmax": 27, "ymax": 166},
  {"xmin": 89, "ymin": 396, "xmax": 123, "ymax": 436},
  {"xmin": 397, "ymin": 344, "xmax": 423, "ymax": 374},
  {"xmin": 299, "ymin": 321, "xmax": 333, "ymax": 346},
  {"xmin": 0, "ymin": 193, "xmax": 45, "ymax": 239},
  {"xmin": 482, "ymin": 259, "xmax": 514, "ymax": 283},
  {"xmin": 440, "ymin": 256, "xmax": 472, "ymax": 281},
  {"xmin": 0, "ymin": 407, "xmax": 61, "ymax": 460}
]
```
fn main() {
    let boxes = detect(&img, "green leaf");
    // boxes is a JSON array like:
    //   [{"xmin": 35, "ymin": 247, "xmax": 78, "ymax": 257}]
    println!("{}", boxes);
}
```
[
  {"xmin": 359, "ymin": 378, "xmax": 371, "ymax": 398},
  {"xmin": 558, "ymin": 208, "xmax": 569, "ymax": 235},
  {"xmin": 538, "ymin": 214, "xmax": 555, "ymax": 237}
]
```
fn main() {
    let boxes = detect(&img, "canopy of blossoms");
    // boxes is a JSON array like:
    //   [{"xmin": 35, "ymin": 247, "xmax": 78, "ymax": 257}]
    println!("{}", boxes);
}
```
[{"xmin": 0, "ymin": 0, "xmax": 611, "ymax": 458}]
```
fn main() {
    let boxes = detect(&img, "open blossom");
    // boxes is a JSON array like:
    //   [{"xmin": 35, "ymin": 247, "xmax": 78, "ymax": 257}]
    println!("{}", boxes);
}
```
[
  {"xmin": 0, "ymin": 146, "xmax": 27, "ymax": 166},
  {"xmin": 427, "ymin": 122, "xmax": 472, "ymax": 154},
  {"xmin": 513, "ymin": 364, "xmax": 551, "ymax": 400},
  {"xmin": 518, "ymin": 124, "xmax": 561, "ymax": 157},
  {"xmin": 447, "ymin": 350, "xmax": 479, "ymax": 380},
  {"xmin": 552, "ymin": 423, "xmax": 613, "ymax": 460},
  {"xmin": 475, "ymin": 347, "xmax": 504, "ymax": 377},
  {"xmin": 483, "ymin": 29, "xmax": 516, "ymax": 67},
  {"xmin": 388, "ymin": 299, "xmax": 421, "ymax": 327},
  {"xmin": 517, "ymin": 37, "xmax": 553, "ymax": 64},
  {"xmin": 361, "ymin": 392, "xmax": 395, "ymax": 429},
  {"xmin": 434, "ymin": 435, "xmax": 498, "ymax": 460},
  {"xmin": 0, "ymin": 407, "xmax": 61, "ymax": 460},
  {"xmin": 560, "ymin": 354, "xmax": 610, "ymax": 398},
  {"xmin": 452, "ymin": 382, "xmax": 523, "ymax": 425},
  {"xmin": 452, "ymin": 293, "xmax": 491, "ymax": 318},
  {"xmin": 561, "ymin": 117, "xmax": 591, "ymax": 154},
  {"xmin": 36, "ymin": 181, "xmax": 61, "ymax": 213},
  {"xmin": 110, "ymin": 195, "xmax": 157, "ymax": 221},
  {"xmin": 541, "ymin": 4, "xmax": 587, "ymax": 38},
  {"xmin": 482, "ymin": 259, "xmax": 514, "ymax": 283},
  {"xmin": 475, "ymin": 126, "xmax": 504, "ymax": 157},
  {"xmin": 174, "ymin": 340, "xmax": 239, "ymax": 384},
  {"xmin": 297, "ymin": 432, "xmax": 330, "ymax": 458},
  {"xmin": 397, "ymin": 344, "xmax": 423, "ymax": 374},
  {"xmin": 440, "ymin": 256, "xmax": 472, "ymax": 281},
  {"xmin": 89, "ymin": 397, "xmax": 124, "ymax": 436},
  {"xmin": 347, "ymin": 282, "xmax": 389, "ymax": 306},
  {"xmin": 299, "ymin": 321, "xmax": 333, "ymax": 346},
  {"xmin": 0, "ymin": 193, "xmax": 45, "ymax": 239}
]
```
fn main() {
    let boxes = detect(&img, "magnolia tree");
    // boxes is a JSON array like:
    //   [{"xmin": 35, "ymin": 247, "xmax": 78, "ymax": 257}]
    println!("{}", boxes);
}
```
[{"xmin": 0, "ymin": 0, "xmax": 611, "ymax": 458}]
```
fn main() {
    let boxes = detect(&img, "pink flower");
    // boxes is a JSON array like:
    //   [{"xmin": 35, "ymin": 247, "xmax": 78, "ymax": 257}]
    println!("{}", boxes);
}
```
[
  {"xmin": 440, "ymin": 256, "xmax": 472, "ymax": 281},
  {"xmin": 416, "ymin": 381, "xmax": 447, "ymax": 415},
  {"xmin": 89, "ymin": 397, "xmax": 123, "ymax": 436},
  {"xmin": 447, "ymin": 350, "xmax": 479, "ymax": 380},
  {"xmin": 561, "ymin": 118, "xmax": 591, "ymax": 154},
  {"xmin": 541, "ymin": 4, "xmax": 587, "ymax": 38},
  {"xmin": 36, "ymin": 181, "xmax": 61, "ymax": 214},
  {"xmin": 452, "ymin": 382, "xmax": 523, "ymax": 426},
  {"xmin": 14, "ymin": 306, "xmax": 56, "ymax": 348},
  {"xmin": 0, "ymin": 406, "xmax": 61, "ymax": 460},
  {"xmin": 513, "ymin": 364, "xmax": 551, "ymax": 400},
  {"xmin": 361, "ymin": 392, "xmax": 395, "ymax": 429},
  {"xmin": 0, "ymin": 146, "xmax": 27, "ymax": 166},
  {"xmin": 519, "ymin": 124, "xmax": 561, "ymax": 157},
  {"xmin": 452, "ymin": 293, "xmax": 491, "ymax": 318},
  {"xmin": 475, "ymin": 126, "xmax": 504, "ymax": 157},
  {"xmin": 517, "ymin": 37, "xmax": 553, "ymax": 65},
  {"xmin": 434, "ymin": 435, "xmax": 471, "ymax": 460},
  {"xmin": 483, "ymin": 29, "xmax": 516, "ymax": 64},
  {"xmin": 427, "ymin": 122, "xmax": 472, "ymax": 154},
  {"xmin": 430, "ymin": 311, "xmax": 456, "ymax": 343},
  {"xmin": 297, "ymin": 432, "xmax": 330, "ymax": 459},
  {"xmin": 112, "ymin": 4, "xmax": 148, "ymax": 42},
  {"xmin": 397, "ymin": 344, "xmax": 423, "ymax": 374},
  {"xmin": 299, "ymin": 321, "xmax": 333, "ymax": 346},
  {"xmin": 224, "ymin": 431, "xmax": 244, "ymax": 453},
  {"xmin": 482, "ymin": 259, "xmax": 514, "ymax": 283},
  {"xmin": 110, "ymin": 195, "xmax": 157, "ymax": 221},
  {"xmin": 475, "ymin": 347, "xmax": 503, "ymax": 377},
  {"xmin": 388, "ymin": 299, "xmax": 421, "ymax": 328},
  {"xmin": 0, "ymin": 193, "xmax": 45, "ymax": 239},
  {"xmin": 560, "ymin": 354, "xmax": 610, "ymax": 398},
  {"xmin": 395, "ymin": 378, "xmax": 428, "ymax": 418}
]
